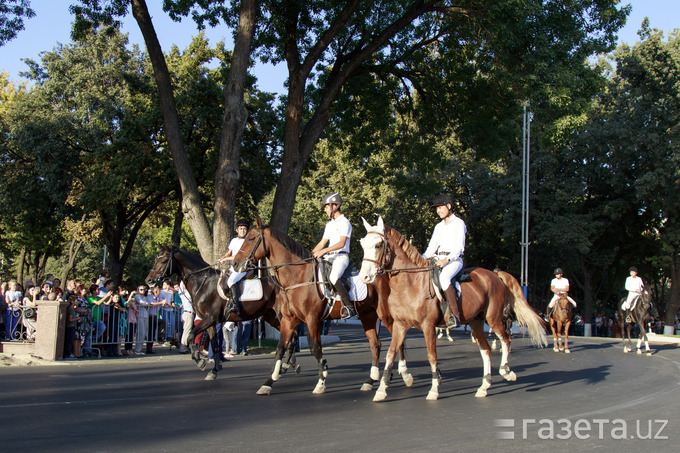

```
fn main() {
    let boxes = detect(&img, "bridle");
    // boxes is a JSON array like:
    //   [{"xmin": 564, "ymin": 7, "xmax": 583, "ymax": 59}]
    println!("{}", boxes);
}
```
[
  {"xmin": 362, "ymin": 230, "xmax": 392, "ymax": 275},
  {"xmin": 237, "ymin": 228, "xmax": 264, "ymax": 272},
  {"xmin": 148, "ymin": 250, "xmax": 175, "ymax": 285}
]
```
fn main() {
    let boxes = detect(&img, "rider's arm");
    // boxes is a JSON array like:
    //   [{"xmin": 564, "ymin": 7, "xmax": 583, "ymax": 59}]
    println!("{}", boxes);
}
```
[{"xmin": 312, "ymin": 238, "xmax": 329, "ymax": 258}]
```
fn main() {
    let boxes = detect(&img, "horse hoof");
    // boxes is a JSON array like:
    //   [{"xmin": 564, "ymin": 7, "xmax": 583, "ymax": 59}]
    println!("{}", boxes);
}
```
[
  {"xmin": 373, "ymin": 391, "xmax": 387, "ymax": 402},
  {"xmin": 402, "ymin": 373, "xmax": 414, "ymax": 388},
  {"xmin": 205, "ymin": 372, "xmax": 217, "ymax": 381},
  {"xmin": 564, "ymin": 349, "xmax": 571, "ymax": 354},
  {"xmin": 294, "ymin": 364, "xmax": 302, "ymax": 374},
  {"xmin": 646, "ymin": 352, "xmax": 653, "ymax": 356},
  {"xmin": 426, "ymin": 391, "xmax": 439, "ymax": 401},
  {"xmin": 636, "ymin": 349, "xmax": 642, "ymax": 355},
  {"xmin": 197, "ymin": 359, "xmax": 207, "ymax": 371},
  {"xmin": 623, "ymin": 349, "xmax": 629, "ymax": 353},
  {"xmin": 313, "ymin": 384, "xmax": 326, "ymax": 394},
  {"xmin": 559, "ymin": 347, "xmax": 564, "ymax": 352},
  {"xmin": 505, "ymin": 371, "xmax": 517, "ymax": 382},
  {"xmin": 475, "ymin": 388, "xmax": 487, "ymax": 398},
  {"xmin": 553, "ymin": 347, "xmax": 559, "ymax": 352},
  {"xmin": 256, "ymin": 385, "xmax": 272, "ymax": 395},
  {"xmin": 360, "ymin": 383, "xmax": 374, "ymax": 392}
]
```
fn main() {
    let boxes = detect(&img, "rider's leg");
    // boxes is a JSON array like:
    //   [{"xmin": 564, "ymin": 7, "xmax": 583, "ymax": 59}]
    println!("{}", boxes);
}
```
[
  {"xmin": 329, "ymin": 254, "xmax": 355, "ymax": 319},
  {"xmin": 442, "ymin": 285, "xmax": 461, "ymax": 328},
  {"xmin": 226, "ymin": 271, "xmax": 245, "ymax": 316}
]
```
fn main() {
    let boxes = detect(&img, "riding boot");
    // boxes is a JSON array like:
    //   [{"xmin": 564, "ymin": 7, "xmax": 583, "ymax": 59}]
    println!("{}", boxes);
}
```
[
  {"xmin": 442, "ymin": 285, "xmax": 461, "ymax": 328},
  {"xmin": 226, "ymin": 283, "xmax": 242, "ymax": 318},
  {"xmin": 625, "ymin": 308, "xmax": 632, "ymax": 323},
  {"xmin": 334, "ymin": 282, "xmax": 356, "ymax": 320}
]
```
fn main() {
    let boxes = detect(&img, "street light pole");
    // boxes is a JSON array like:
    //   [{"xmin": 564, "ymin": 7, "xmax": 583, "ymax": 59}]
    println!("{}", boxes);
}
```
[{"xmin": 521, "ymin": 101, "xmax": 533, "ymax": 299}]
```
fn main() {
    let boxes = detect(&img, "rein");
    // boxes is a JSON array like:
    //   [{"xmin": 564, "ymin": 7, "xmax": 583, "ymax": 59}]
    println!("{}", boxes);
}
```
[{"xmin": 363, "ymin": 230, "xmax": 435, "ymax": 275}]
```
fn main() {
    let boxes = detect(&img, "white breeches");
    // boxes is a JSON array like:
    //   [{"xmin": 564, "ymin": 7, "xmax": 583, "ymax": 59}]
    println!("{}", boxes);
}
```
[
  {"xmin": 439, "ymin": 257, "xmax": 464, "ymax": 290},
  {"xmin": 227, "ymin": 270, "xmax": 246, "ymax": 287},
  {"xmin": 326, "ymin": 253, "xmax": 349, "ymax": 285},
  {"xmin": 548, "ymin": 294, "xmax": 577, "ymax": 308},
  {"xmin": 622, "ymin": 292, "xmax": 641, "ymax": 310}
]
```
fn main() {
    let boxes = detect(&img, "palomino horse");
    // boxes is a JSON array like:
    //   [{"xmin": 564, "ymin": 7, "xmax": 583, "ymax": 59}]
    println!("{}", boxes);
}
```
[
  {"xmin": 548, "ymin": 295, "xmax": 574, "ymax": 353},
  {"xmin": 616, "ymin": 288, "xmax": 653, "ymax": 355},
  {"xmin": 231, "ymin": 219, "xmax": 411, "ymax": 395},
  {"xmin": 359, "ymin": 217, "xmax": 546, "ymax": 401},
  {"xmin": 145, "ymin": 246, "xmax": 299, "ymax": 380}
]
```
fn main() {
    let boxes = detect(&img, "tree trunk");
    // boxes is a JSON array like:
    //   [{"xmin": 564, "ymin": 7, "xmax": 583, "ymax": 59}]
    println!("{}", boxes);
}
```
[
  {"xmin": 16, "ymin": 246, "xmax": 26, "ymax": 286},
  {"xmin": 212, "ymin": 0, "xmax": 258, "ymax": 259},
  {"xmin": 171, "ymin": 202, "xmax": 183, "ymax": 248},
  {"xmin": 59, "ymin": 237, "xmax": 83, "ymax": 284},
  {"xmin": 131, "ymin": 0, "xmax": 214, "ymax": 262},
  {"xmin": 578, "ymin": 254, "xmax": 594, "ymax": 326},
  {"xmin": 665, "ymin": 252, "xmax": 680, "ymax": 330}
]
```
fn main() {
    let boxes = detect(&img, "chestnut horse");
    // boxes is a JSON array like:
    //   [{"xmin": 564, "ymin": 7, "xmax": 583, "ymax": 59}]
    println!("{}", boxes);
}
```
[
  {"xmin": 231, "ymin": 219, "xmax": 411, "ymax": 395},
  {"xmin": 549, "ymin": 295, "xmax": 573, "ymax": 353},
  {"xmin": 616, "ymin": 288, "xmax": 653, "ymax": 355},
  {"xmin": 359, "ymin": 217, "xmax": 546, "ymax": 401},
  {"xmin": 145, "ymin": 246, "xmax": 299, "ymax": 380}
]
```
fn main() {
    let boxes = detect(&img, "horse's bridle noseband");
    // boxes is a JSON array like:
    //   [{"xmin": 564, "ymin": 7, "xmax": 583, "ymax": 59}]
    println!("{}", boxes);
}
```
[
  {"xmin": 238, "ymin": 229, "xmax": 264, "ymax": 272},
  {"xmin": 148, "ymin": 250, "xmax": 175, "ymax": 285},
  {"xmin": 362, "ymin": 231, "xmax": 392, "ymax": 275}
]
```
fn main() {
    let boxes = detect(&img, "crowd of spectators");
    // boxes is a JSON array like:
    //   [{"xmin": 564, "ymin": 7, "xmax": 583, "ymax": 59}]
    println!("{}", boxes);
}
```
[{"xmin": 1, "ymin": 270, "xmax": 257, "ymax": 359}]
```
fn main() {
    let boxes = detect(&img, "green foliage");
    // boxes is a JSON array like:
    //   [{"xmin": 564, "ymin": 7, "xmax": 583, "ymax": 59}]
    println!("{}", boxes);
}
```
[{"xmin": 0, "ymin": 0, "xmax": 35, "ymax": 46}]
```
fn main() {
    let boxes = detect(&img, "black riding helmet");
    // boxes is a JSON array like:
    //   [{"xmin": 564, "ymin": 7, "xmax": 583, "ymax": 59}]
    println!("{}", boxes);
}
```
[
  {"xmin": 629, "ymin": 266, "xmax": 638, "ymax": 273},
  {"xmin": 431, "ymin": 193, "xmax": 454, "ymax": 208},
  {"xmin": 554, "ymin": 268, "xmax": 564, "ymax": 275},
  {"xmin": 236, "ymin": 218, "xmax": 250, "ymax": 228}
]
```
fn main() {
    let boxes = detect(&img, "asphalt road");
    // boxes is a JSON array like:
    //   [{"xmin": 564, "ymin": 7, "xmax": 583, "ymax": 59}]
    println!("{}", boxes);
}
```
[{"xmin": 2, "ymin": 324, "xmax": 679, "ymax": 452}]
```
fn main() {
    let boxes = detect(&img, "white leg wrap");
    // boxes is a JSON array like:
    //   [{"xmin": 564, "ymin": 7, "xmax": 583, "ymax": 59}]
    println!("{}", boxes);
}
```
[
  {"xmin": 398, "ymin": 359, "xmax": 407, "ymax": 374},
  {"xmin": 370, "ymin": 365, "xmax": 380, "ymax": 381},
  {"xmin": 272, "ymin": 359, "xmax": 283, "ymax": 381}
]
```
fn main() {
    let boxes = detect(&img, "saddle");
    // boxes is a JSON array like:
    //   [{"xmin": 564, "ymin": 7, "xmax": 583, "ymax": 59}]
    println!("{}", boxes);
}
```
[
  {"xmin": 317, "ymin": 259, "xmax": 368, "ymax": 302},
  {"xmin": 430, "ymin": 260, "xmax": 470, "ymax": 299},
  {"xmin": 217, "ymin": 269, "xmax": 264, "ymax": 302}
]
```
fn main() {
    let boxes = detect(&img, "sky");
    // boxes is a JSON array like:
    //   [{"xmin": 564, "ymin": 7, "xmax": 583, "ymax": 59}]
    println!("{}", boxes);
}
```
[{"xmin": 1, "ymin": 0, "xmax": 679, "ymax": 96}]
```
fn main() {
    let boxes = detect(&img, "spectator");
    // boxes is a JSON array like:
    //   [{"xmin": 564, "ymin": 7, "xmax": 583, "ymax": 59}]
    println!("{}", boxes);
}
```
[
  {"xmin": 65, "ymin": 295, "xmax": 81, "ymax": 358},
  {"xmin": 87, "ymin": 284, "xmax": 108, "ymax": 343},
  {"xmin": 236, "ymin": 319, "xmax": 253, "ymax": 356},
  {"xmin": 175, "ymin": 281, "xmax": 194, "ymax": 354},
  {"xmin": 125, "ymin": 289, "xmax": 138, "ymax": 356},
  {"xmin": 109, "ymin": 292, "xmax": 126, "ymax": 357},
  {"xmin": 1, "ymin": 281, "xmax": 9, "ymax": 340},
  {"xmin": 21, "ymin": 285, "xmax": 39, "ymax": 340},
  {"xmin": 75, "ymin": 284, "xmax": 94, "ymax": 357},
  {"xmin": 146, "ymin": 285, "xmax": 165, "ymax": 354},
  {"xmin": 160, "ymin": 280, "xmax": 175, "ymax": 346},
  {"xmin": 222, "ymin": 322, "xmax": 236, "ymax": 358},
  {"xmin": 134, "ymin": 285, "xmax": 149, "ymax": 356},
  {"xmin": 6, "ymin": 281, "xmax": 24, "ymax": 340}
]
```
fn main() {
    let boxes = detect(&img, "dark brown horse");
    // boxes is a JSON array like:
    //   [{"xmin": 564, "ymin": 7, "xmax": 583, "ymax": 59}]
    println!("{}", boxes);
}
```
[
  {"xmin": 616, "ymin": 288, "xmax": 653, "ymax": 355},
  {"xmin": 231, "ymin": 219, "xmax": 409, "ymax": 395},
  {"xmin": 549, "ymin": 295, "xmax": 574, "ymax": 353},
  {"xmin": 145, "ymin": 246, "xmax": 299, "ymax": 380},
  {"xmin": 359, "ymin": 216, "xmax": 546, "ymax": 401}
]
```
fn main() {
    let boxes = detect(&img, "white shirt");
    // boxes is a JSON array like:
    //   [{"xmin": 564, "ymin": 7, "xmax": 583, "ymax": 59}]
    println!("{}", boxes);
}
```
[
  {"xmin": 228, "ymin": 237, "xmax": 245, "ymax": 255},
  {"xmin": 423, "ymin": 215, "xmax": 466, "ymax": 260},
  {"xmin": 177, "ymin": 282, "xmax": 193, "ymax": 313},
  {"xmin": 551, "ymin": 277, "xmax": 569, "ymax": 292},
  {"xmin": 322, "ymin": 214, "xmax": 352, "ymax": 253},
  {"xmin": 625, "ymin": 276, "xmax": 644, "ymax": 294}
]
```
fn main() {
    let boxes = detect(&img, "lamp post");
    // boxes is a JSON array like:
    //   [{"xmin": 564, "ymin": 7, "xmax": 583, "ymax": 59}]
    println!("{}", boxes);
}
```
[{"xmin": 520, "ymin": 101, "xmax": 533, "ymax": 299}]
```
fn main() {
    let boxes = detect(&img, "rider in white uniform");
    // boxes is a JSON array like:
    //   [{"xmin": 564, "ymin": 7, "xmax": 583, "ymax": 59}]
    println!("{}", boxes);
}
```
[
  {"xmin": 547, "ymin": 268, "xmax": 577, "ymax": 312},
  {"xmin": 218, "ymin": 218, "xmax": 250, "ymax": 316},
  {"xmin": 312, "ymin": 193, "xmax": 355, "ymax": 319},
  {"xmin": 423, "ymin": 193, "xmax": 466, "ymax": 328},
  {"xmin": 622, "ymin": 266, "xmax": 644, "ymax": 321}
]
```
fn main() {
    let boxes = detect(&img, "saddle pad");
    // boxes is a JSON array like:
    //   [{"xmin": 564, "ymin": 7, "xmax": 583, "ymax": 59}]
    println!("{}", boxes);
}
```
[
  {"xmin": 316, "ymin": 267, "xmax": 368, "ymax": 302},
  {"xmin": 238, "ymin": 279, "xmax": 263, "ymax": 302}
]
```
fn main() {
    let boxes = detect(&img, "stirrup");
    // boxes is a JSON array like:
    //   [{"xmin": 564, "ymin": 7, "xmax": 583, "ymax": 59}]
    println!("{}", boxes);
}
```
[
  {"xmin": 340, "ymin": 305, "xmax": 356, "ymax": 320},
  {"xmin": 446, "ymin": 315, "xmax": 460, "ymax": 329}
]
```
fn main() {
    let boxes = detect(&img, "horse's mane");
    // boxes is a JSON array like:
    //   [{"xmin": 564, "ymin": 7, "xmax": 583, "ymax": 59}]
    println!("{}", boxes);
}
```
[
  {"xmin": 384, "ymin": 225, "xmax": 429, "ymax": 267},
  {"xmin": 267, "ymin": 227, "xmax": 312, "ymax": 259},
  {"xmin": 172, "ymin": 247, "xmax": 211, "ymax": 268}
]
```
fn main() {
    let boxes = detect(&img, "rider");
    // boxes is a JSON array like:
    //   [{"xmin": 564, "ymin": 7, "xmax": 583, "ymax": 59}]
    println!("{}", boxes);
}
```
[
  {"xmin": 546, "ymin": 268, "xmax": 577, "ymax": 318},
  {"xmin": 423, "ymin": 193, "xmax": 465, "ymax": 329},
  {"xmin": 622, "ymin": 266, "xmax": 644, "ymax": 322},
  {"xmin": 312, "ymin": 192, "xmax": 356, "ymax": 320},
  {"xmin": 218, "ymin": 218, "xmax": 251, "ymax": 316}
]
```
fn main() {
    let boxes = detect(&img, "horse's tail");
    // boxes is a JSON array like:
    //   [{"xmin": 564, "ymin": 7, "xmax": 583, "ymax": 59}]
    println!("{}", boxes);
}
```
[{"xmin": 495, "ymin": 270, "xmax": 548, "ymax": 348}]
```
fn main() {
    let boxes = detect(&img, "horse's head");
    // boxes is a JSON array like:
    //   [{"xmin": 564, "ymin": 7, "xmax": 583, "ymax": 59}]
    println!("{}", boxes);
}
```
[
  {"xmin": 359, "ymin": 216, "xmax": 390, "ymax": 284},
  {"xmin": 145, "ymin": 246, "xmax": 177, "ymax": 286},
  {"xmin": 232, "ymin": 224, "xmax": 266, "ymax": 273}
]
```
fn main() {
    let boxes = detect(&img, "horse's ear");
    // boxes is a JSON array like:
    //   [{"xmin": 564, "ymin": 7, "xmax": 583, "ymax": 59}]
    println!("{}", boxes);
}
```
[
  {"xmin": 377, "ymin": 216, "xmax": 384, "ymax": 230},
  {"xmin": 254, "ymin": 214, "xmax": 263, "ymax": 229},
  {"xmin": 362, "ymin": 216, "xmax": 372, "ymax": 232}
]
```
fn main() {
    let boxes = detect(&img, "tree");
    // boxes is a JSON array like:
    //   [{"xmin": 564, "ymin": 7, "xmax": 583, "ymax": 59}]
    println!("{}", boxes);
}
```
[{"xmin": 0, "ymin": 0, "xmax": 34, "ymax": 46}]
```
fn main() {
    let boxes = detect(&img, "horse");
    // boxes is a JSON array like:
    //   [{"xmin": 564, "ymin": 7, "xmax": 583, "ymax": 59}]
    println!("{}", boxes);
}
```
[
  {"xmin": 548, "ymin": 294, "xmax": 574, "ymax": 353},
  {"xmin": 231, "ymin": 218, "xmax": 411, "ymax": 395},
  {"xmin": 616, "ymin": 288, "xmax": 653, "ymax": 355},
  {"xmin": 145, "ymin": 246, "xmax": 299, "ymax": 380},
  {"xmin": 359, "ymin": 216, "xmax": 546, "ymax": 401}
]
